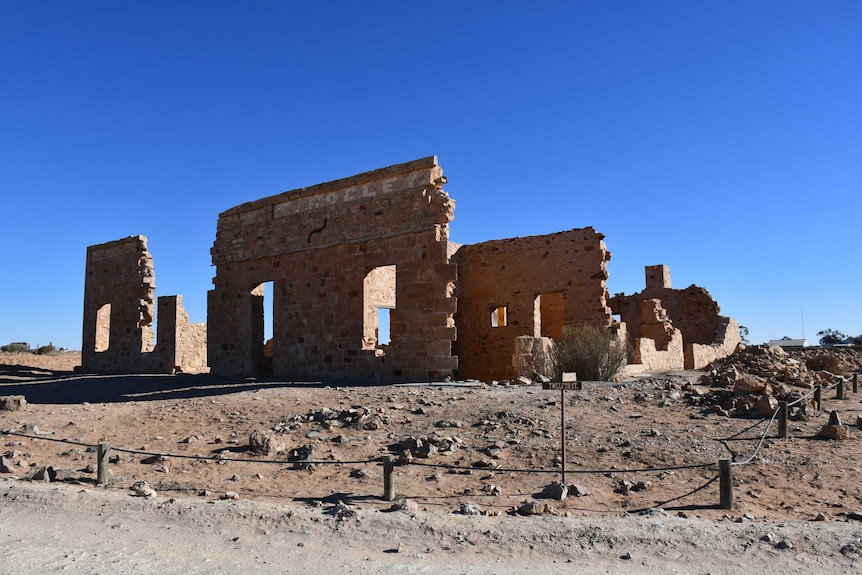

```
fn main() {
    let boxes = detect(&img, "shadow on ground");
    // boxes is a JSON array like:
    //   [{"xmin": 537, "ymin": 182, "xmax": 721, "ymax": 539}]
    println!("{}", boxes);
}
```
[{"xmin": 0, "ymin": 364, "xmax": 339, "ymax": 405}]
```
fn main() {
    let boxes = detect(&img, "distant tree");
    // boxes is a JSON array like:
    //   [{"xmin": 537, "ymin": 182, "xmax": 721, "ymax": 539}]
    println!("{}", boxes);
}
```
[
  {"xmin": 817, "ymin": 329, "xmax": 849, "ymax": 345},
  {"xmin": 739, "ymin": 325, "xmax": 750, "ymax": 345}
]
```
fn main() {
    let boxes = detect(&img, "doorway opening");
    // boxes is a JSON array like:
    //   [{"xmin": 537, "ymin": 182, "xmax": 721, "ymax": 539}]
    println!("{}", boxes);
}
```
[
  {"xmin": 95, "ymin": 303, "xmax": 111, "ymax": 352},
  {"xmin": 534, "ymin": 292, "xmax": 565, "ymax": 339},
  {"xmin": 251, "ymin": 281, "xmax": 275, "ymax": 376},
  {"xmin": 363, "ymin": 265, "xmax": 396, "ymax": 355}
]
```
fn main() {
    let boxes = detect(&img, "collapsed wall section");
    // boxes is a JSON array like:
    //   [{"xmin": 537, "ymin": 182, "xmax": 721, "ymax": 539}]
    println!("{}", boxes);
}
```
[
  {"xmin": 610, "ymin": 265, "xmax": 741, "ymax": 370},
  {"xmin": 208, "ymin": 156, "xmax": 458, "ymax": 381},
  {"xmin": 451, "ymin": 228, "xmax": 614, "ymax": 382},
  {"xmin": 632, "ymin": 299, "xmax": 685, "ymax": 371},
  {"xmin": 81, "ymin": 236, "xmax": 207, "ymax": 373}
]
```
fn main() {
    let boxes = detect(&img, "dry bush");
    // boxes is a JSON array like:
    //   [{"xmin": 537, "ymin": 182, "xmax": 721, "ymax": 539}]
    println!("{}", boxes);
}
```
[
  {"xmin": 1, "ymin": 342, "xmax": 30, "ymax": 353},
  {"xmin": 552, "ymin": 324, "xmax": 629, "ymax": 381},
  {"xmin": 805, "ymin": 353, "xmax": 842, "ymax": 375}
]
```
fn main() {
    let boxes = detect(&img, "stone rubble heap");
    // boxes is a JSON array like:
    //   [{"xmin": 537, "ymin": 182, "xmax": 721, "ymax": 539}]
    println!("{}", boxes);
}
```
[{"xmin": 690, "ymin": 345, "xmax": 861, "ymax": 419}]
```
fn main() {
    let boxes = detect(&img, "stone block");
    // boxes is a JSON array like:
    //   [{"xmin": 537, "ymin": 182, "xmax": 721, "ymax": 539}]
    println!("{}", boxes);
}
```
[{"xmin": 0, "ymin": 396, "xmax": 27, "ymax": 411}]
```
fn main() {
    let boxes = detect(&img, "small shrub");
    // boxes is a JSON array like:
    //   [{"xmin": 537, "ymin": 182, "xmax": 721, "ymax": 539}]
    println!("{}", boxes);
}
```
[
  {"xmin": 551, "ymin": 324, "xmax": 629, "ymax": 382},
  {"xmin": 806, "ymin": 353, "xmax": 842, "ymax": 375},
  {"xmin": 34, "ymin": 343, "xmax": 58, "ymax": 355},
  {"xmin": 1, "ymin": 342, "xmax": 30, "ymax": 353}
]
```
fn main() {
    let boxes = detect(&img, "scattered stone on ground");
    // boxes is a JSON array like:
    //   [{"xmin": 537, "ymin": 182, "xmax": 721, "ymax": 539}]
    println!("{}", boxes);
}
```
[{"xmin": 0, "ymin": 395, "xmax": 27, "ymax": 411}]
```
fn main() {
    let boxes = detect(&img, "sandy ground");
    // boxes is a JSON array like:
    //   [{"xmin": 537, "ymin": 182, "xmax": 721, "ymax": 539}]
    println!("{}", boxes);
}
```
[{"xmin": 1, "ymin": 351, "xmax": 862, "ymax": 573}]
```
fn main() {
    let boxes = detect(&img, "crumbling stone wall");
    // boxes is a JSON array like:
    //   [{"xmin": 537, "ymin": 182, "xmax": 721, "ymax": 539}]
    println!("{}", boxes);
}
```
[
  {"xmin": 610, "ymin": 265, "xmax": 740, "ymax": 370},
  {"xmin": 81, "ymin": 236, "xmax": 207, "ymax": 374},
  {"xmin": 686, "ymin": 316, "xmax": 741, "ymax": 370},
  {"xmin": 632, "ymin": 299, "xmax": 685, "ymax": 371},
  {"xmin": 83, "ymin": 161, "xmax": 740, "ymax": 381},
  {"xmin": 512, "ymin": 335, "xmax": 555, "ymax": 380},
  {"xmin": 159, "ymin": 295, "xmax": 208, "ymax": 373},
  {"xmin": 452, "ymin": 228, "xmax": 614, "ymax": 382},
  {"xmin": 208, "ymin": 157, "xmax": 458, "ymax": 381}
]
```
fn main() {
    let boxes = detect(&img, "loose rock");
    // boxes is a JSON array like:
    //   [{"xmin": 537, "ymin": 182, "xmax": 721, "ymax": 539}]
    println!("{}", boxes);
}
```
[
  {"xmin": 249, "ymin": 430, "xmax": 286, "ymax": 455},
  {"xmin": 458, "ymin": 501, "xmax": 482, "ymax": 516},
  {"xmin": 389, "ymin": 498, "xmax": 419, "ymax": 512},
  {"xmin": 131, "ymin": 481, "xmax": 157, "ymax": 498},
  {"xmin": 0, "ymin": 395, "xmax": 27, "ymax": 411},
  {"xmin": 541, "ymin": 482, "xmax": 568, "ymax": 501}
]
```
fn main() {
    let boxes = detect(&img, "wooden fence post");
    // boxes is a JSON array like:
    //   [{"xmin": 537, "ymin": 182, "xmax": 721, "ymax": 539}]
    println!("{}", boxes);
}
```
[
  {"xmin": 814, "ymin": 385, "xmax": 822, "ymax": 411},
  {"xmin": 854, "ymin": 374, "xmax": 858, "ymax": 394},
  {"xmin": 837, "ymin": 377, "xmax": 845, "ymax": 400},
  {"xmin": 777, "ymin": 401, "xmax": 788, "ymax": 438},
  {"xmin": 719, "ymin": 459, "xmax": 733, "ymax": 510},
  {"xmin": 383, "ymin": 454, "xmax": 395, "ymax": 501},
  {"xmin": 97, "ymin": 441, "xmax": 110, "ymax": 486}
]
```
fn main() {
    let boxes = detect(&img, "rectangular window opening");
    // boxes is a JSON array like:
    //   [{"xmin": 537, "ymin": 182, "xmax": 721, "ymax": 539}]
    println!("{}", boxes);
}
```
[
  {"xmin": 363, "ymin": 265, "xmax": 396, "ymax": 354},
  {"xmin": 251, "ymin": 281, "xmax": 275, "ymax": 376},
  {"xmin": 377, "ymin": 307, "xmax": 392, "ymax": 345},
  {"xmin": 490, "ymin": 306, "xmax": 507, "ymax": 328},
  {"xmin": 95, "ymin": 303, "xmax": 111, "ymax": 352},
  {"xmin": 535, "ymin": 292, "xmax": 565, "ymax": 339},
  {"xmin": 142, "ymin": 303, "xmax": 156, "ymax": 354}
]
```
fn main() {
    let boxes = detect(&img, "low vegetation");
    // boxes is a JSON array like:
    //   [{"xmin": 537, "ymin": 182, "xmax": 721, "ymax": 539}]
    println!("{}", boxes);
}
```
[
  {"xmin": 0, "ymin": 342, "xmax": 30, "ymax": 353},
  {"xmin": 1, "ymin": 342, "xmax": 60, "ymax": 355},
  {"xmin": 551, "ymin": 324, "xmax": 629, "ymax": 381}
]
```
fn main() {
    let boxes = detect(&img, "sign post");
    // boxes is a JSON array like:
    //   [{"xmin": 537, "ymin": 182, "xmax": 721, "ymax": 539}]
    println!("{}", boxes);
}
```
[{"xmin": 543, "ymin": 373, "xmax": 580, "ymax": 485}]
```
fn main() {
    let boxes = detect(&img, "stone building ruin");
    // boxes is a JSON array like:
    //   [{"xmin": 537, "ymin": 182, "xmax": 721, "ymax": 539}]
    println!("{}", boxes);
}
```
[
  {"xmin": 609, "ymin": 265, "xmax": 741, "ymax": 372},
  {"xmin": 81, "ymin": 236, "xmax": 207, "ymax": 374},
  {"xmin": 81, "ymin": 157, "xmax": 740, "ymax": 381},
  {"xmin": 207, "ymin": 157, "xmax": 457, "ymax": 381}
]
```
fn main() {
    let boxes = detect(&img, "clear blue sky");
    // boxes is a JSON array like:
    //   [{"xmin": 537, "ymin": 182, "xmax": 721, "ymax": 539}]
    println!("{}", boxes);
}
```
[{"xmin": 2, "ymin": 1, "xmax": 860, "ymax": 350}]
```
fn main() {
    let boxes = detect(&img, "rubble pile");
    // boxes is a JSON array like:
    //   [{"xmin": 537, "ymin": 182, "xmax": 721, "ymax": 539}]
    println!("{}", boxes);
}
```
[
  {"xmin": 271, "ymin": 406, "xmax": 388, "ymax": 433},
  {"xmin": 796, "ymin": 347, "xmax": 862, "ymax": 376},
  {"xmin": 691, "ymin": 345, "xmax": 861, "ymax": 419},
  {"xmin": 392, "ymin": 436, "xmax": 461, "ymax": 463}
]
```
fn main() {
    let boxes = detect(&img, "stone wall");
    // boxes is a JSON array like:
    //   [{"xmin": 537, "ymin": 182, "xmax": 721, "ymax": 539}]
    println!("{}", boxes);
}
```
[
  {"xmin": 208, "ymin": 156, "xmax": 458, "ymax": 381},
  {"xmin": 685, "ymin": 316, "xmax": 741, "ymax": 370},
  {"xmin": 512, "ymin": 335, "xmax": 555, "ymax": 380},
  {"xmin": 632, "ymin": 299, "xmax": 685, "ymax": 371},
  {"xmin": 452, "ymin": 228, "xmax": 614, "ymax": 382},
  {"xmin": 610, "ymin": 265, "xmax": 740, "ymax": 370},
  {"xmin": 159, "ymin": 295, "xmax": 208, "ymax": 373},
  {"xmin": 81, "ymin": 236, "xmax": 208, "ymax": 374},
  {"xmin": 82, "ymin": 160, "xmax": 740, "ymax": 381}
]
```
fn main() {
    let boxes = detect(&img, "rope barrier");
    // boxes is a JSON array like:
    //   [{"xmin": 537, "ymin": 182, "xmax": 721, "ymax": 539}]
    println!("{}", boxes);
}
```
[
  {"xmin": 1, "ymin": 430, "xmax": 92, "ymax": 449},
  {"xmin": 732, "ymin": 377, "xmax": 847, "ymax": 466},
  {"xmin": 785, "ymin": 382, "xmax": 836, "ymax": 407},
  {"xmin": 5, "ymin": 371, "xmax": 856, "ymax": 511},
  {"xmin": 0, "ymin": 430, "xmax": 377, "ymax": 466},
  {"xmin": 2, "ymin": 428, "xmax": 716, "ymax": 475},
  {"xmin": 716, "ymin": 418, "xmax": 768, "ymax": 441},
  {"xmin": 731, "ymin": 406, "xmax": 780, "ymax": 467},
  {"xmin": 406, "ymin": 459, "xmax": 714, "ymax": 474}
]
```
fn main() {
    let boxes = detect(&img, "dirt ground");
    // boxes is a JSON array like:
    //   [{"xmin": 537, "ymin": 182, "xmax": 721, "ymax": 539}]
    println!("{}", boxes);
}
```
[{"xmin": 2, "ymin": 350, "xmax": 862, "ymax": 573}]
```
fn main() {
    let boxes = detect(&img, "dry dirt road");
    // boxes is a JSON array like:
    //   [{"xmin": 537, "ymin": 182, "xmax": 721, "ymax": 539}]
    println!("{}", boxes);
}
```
[
  {"xmin": 2, "ymin": 479, "xmax": 862, "ymax": 574},
  {"xmin": 1, "ymin": 351, "xmax": 862, "ymax": 573}
]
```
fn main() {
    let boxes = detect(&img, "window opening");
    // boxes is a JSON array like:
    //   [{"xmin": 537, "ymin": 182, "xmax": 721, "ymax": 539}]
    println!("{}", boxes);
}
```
[
  {"xmin": 95, "ymin": 303, "xmax": 111, "ymax": 352},
  {"xmin": 377, "ymin": 308, "xmax": 392, "ymax": 345},
  {"xmin": 490, "ymin": 306, "xmax": 507, "ymax": 328},
  {"xmin": 534, "ymin": 292, "xmax": 564, "ymax": 339},
  {"xmin": 251, "ymin": 281, "xmax": 274, "ymax": 376},
  {"xmin": 363, "ymin": 265, "xmax": 396, "ymax": 354},
  {"xmin": 142, "ymin": 302, "xmax": 155, "ymax": 353}
]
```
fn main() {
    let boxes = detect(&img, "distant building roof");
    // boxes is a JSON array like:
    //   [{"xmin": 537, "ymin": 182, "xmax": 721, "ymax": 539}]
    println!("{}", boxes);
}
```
[{"xmin": 768, "ymin": 338, "xmax": 808, "ymax": 348}]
